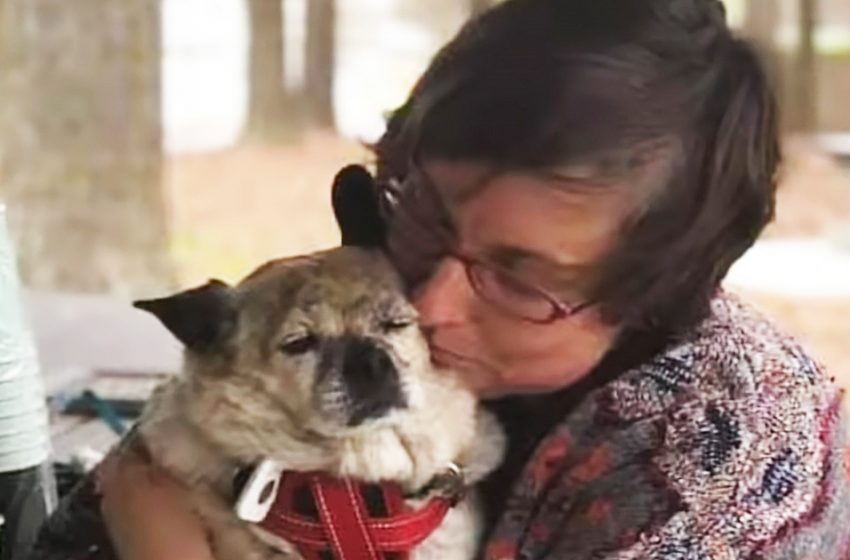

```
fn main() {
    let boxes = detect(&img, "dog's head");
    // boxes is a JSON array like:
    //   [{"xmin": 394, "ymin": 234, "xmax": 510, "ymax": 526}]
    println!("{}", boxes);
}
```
[{"xmin": 136, "ymin": 247, "xmax": 442, "ymax": 452}]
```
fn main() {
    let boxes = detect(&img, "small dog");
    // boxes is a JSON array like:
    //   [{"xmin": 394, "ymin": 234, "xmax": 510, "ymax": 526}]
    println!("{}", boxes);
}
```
[
  {"xmin": 131, "ymin": 246, "xmax": 505, "ymax": 559},
  {"xmin": 30, "ymin": 166, "xmax": 504, "ymax": 560}
]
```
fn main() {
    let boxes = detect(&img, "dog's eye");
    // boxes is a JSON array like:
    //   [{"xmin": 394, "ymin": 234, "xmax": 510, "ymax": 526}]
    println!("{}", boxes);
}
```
[
  {"xmin": 380, "ymin": 317, "xmax": 414, "ymax": 332},
  {"xmin": 279, "ymin": 333, "xmax": 318, "ymax": 355}
]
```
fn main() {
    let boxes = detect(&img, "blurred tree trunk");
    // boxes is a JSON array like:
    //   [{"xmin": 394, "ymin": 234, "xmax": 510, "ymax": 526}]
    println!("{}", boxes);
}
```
[
  {"xmin": 744, "ymin": 0, "xmax": 780, "ymax": 47},
  {"xmin": 794, "ymin": 0, "xmax": 819, "ymax": 131},
  {"xmin": 0, "ymin": 0, "xmax": 173, "ymax": 296},
  {"xmin": 743, "ymin": 0, "xmax": 785, "ymax": 125},
  {"xmin": 246, "ymin": 0, "xmax": 301, "ymax": 141},
  {"xmin": 305, "ymin": 0, "xmax": 336, "ymax": 129}
]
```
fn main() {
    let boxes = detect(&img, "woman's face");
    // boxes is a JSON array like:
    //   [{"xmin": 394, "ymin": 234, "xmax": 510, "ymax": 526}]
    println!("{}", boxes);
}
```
[{"xmin": 409, "ymin": 160, "xmax": 632, "ymax": 398}]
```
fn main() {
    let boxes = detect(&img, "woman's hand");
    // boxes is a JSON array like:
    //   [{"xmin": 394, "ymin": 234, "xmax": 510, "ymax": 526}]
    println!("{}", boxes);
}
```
[{"xmin": 97, "ymin": 448, "xmax": 214, "ymax": 560}]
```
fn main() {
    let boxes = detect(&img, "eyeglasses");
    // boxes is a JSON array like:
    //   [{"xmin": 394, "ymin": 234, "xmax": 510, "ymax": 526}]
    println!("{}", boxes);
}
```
[
  {"xmin": 379, "ymin": 167, "xmax": 594, "ymax": 325},
  {"xmin": 445, "ymin": 246, "xmax": 594, "ymax": 324}
]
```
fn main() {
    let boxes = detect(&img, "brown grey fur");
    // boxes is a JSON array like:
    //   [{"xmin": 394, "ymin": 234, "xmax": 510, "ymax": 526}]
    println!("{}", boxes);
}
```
[{"xmin": 136, "ymin": 247, "xmax": 506, "ymax": 560}]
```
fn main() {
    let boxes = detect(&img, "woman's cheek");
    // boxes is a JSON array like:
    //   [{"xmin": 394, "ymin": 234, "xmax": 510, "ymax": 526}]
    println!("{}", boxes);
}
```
[
  {"xmin": 487, "ymin": 319, "xmax": 615, "ymax": 378},
  {"xmin": 482, "ymin": 315, "xmax": 564, "ymax": 356}
]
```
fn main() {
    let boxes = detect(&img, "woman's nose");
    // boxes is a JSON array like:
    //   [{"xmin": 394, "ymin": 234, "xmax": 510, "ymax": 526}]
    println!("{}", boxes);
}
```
[{"xmin": 413, "ymin": 257, "xmax": 473, "ymax": 327}]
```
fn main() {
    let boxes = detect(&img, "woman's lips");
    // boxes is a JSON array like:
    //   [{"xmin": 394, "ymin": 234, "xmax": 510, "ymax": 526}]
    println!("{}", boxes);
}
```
[
  {"xmin": 430, "ymin": 346, "xmax": 467, "ymax": 368},
  {"xmin": 430, "ymin": 345, "xmax": 488, "ymax": 371}
]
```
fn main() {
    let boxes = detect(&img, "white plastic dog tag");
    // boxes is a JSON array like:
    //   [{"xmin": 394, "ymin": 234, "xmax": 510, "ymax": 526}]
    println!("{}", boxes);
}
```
[{"xmin": 234, "ymin": 459, "xmax": 284, "ymax": 522}]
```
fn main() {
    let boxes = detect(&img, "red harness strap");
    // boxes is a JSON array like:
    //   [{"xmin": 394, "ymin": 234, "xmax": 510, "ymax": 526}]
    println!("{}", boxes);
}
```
[{"xmin": 258, "ymin": 471, "xmax": 453, "ymax": 560}]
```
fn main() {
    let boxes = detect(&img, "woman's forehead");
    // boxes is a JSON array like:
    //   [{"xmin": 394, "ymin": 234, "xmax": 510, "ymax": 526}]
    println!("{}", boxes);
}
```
[
  {"xmin": 421, "ymin": 159, "xmax": 626, "ymax": 205},
  {"xmin": 421, "ymin": 159, "xmax": 633, "ymax": 268}
]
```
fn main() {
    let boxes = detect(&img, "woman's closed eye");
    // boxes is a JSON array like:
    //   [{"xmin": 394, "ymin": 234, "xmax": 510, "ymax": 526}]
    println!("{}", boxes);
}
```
[
  {"xmin": 490, "ymin": 269, "xmax": 544, "ymax": 300},
  {"xmin": 470, "ymin": 262, "xmax": 547, "ymax": 303}
]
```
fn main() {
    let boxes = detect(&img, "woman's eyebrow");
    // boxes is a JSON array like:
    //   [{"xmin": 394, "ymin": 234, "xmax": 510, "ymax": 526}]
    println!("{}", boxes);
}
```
[{"xmin": 484, "ymin": 245, "xmax": 585, "ymax": 279}]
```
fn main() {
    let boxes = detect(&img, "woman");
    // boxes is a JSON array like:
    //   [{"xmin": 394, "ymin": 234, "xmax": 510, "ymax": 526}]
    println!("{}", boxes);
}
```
[{"xmin": 50, "ymin": 0, "xmax": 850, "ymax": 558}]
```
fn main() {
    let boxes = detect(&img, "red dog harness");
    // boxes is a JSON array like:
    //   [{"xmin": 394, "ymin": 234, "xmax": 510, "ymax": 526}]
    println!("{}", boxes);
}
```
[{"xmin": 255, "ymin": 469, "xmax": 464, "ymax": 560}]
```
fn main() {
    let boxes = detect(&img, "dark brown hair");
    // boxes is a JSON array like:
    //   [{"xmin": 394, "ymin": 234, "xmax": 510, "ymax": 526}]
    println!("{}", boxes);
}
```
[{"xmin": 373, "ymin": 0, "xmax": 780, "ymax": 333}]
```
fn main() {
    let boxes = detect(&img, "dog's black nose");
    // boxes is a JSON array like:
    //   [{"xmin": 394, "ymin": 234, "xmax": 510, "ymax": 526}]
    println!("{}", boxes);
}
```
[{"xmin": 339, "ymin": 337, "xmax": 406, "ymax": 426}]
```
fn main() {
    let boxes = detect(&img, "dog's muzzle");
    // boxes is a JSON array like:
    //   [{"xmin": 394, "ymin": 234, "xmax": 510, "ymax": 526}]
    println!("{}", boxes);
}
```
[{"xmin": 318, "ymin": 336, "xmax": 407, "ymax": 426}]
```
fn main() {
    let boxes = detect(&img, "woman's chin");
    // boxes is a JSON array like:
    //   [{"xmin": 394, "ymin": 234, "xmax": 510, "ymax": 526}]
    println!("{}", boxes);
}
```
[{"xmin": 430, "ymin": 346, "xmax": 499, "ymax": 395}]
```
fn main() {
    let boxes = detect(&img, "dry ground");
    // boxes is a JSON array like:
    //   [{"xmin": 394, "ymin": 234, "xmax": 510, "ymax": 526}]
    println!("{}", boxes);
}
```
[{"xmin": 165, "ymin": 133, "xmax": 850, "ymax": 386}]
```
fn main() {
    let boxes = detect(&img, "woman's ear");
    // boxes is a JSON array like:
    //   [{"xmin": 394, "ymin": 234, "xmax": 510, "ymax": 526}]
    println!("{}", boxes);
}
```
[
  {"xmin": 332, "ymin": 164, "xmax": 386, "ymax": 247},
  {"xmin": 134, "ymin": 280, "xmax": 236, "ymax": 352}
]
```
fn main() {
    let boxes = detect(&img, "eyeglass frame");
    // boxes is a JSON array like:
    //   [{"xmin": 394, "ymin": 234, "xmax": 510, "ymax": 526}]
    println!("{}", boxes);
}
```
[{"xmin": 442, "ymin": 245, "xmax": 595, "ymax": 324}]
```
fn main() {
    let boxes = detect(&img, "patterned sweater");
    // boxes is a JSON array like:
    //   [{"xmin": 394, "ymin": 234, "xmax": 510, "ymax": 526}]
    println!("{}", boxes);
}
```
[{"xmin": 479, "ymin": 292, "xmax": 849, "ymax": 560}]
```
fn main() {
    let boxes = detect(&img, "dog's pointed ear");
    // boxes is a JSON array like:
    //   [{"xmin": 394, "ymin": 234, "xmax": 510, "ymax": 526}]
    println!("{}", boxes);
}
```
[
  {"xmin": 332, "ymin": 164, "xmax": 386, "ymax": 247},
  {"xmin": 134, "ymin": 279, "xmax": 236, "ymax": 352}
]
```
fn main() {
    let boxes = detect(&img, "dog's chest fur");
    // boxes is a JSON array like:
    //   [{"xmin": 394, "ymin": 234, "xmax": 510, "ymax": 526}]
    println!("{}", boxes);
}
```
[{"xmin": 138, "ymin": 369, "xmax": 504, "ymax": 560}]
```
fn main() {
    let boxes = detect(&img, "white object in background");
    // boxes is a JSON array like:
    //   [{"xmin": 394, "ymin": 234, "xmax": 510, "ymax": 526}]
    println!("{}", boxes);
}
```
[
  {"xmin": 72, "ymin": 446, "xmax": 107, "ymax": 473},
  {"xmin": 0, "ymin": 204, "xmax": 51, "ymax": 473},
  {"xmin": 726, "ymin": 237, "xmax": 850, "ymax": 298}
]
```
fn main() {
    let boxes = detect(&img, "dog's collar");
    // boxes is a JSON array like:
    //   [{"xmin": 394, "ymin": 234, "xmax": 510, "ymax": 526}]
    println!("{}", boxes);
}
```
[{"xmin": 234, "ymin": 464, "xmax": 466, "ymax": 560}]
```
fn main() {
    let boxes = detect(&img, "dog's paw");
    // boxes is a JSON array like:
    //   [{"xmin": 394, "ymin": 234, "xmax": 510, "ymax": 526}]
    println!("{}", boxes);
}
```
[{"xmin": 337, "ymin": 429, "xmax": 416, "ymax": 482}]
